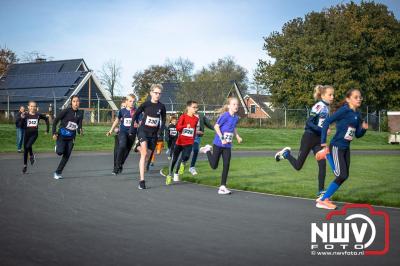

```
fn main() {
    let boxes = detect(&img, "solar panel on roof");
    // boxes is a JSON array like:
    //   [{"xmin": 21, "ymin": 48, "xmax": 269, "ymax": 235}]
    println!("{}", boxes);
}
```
[{"xmin": 3, "ymin": 72, "xmax": 82, "ymax": 89}]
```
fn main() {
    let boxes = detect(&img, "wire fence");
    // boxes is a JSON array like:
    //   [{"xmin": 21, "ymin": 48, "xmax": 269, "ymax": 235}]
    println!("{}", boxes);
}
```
[{"xmin": 0, "ymin": 94, "xmax": 388, "ymax": 131}]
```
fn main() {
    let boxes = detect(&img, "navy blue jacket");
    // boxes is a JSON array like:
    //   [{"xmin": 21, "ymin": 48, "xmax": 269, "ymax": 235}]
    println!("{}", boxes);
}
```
[{"xmin": 321, "ymin": 104, "xmax": 366, "ymax": 149}]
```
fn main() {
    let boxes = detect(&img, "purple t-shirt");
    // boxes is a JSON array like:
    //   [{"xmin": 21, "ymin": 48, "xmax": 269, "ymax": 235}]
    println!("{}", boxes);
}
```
[{"xmin": 213, "ymin": 112, "xmax": 239, "ymax": 148}]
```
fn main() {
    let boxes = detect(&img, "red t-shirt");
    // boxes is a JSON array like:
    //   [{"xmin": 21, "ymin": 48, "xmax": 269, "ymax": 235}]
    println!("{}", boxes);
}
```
[{"xmin": 176, "ymin": 113, "xmax": 199, "ymax": 146}]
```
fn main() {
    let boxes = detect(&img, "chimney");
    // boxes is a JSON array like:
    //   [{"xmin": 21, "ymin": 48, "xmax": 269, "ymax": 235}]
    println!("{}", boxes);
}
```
[{"xmin": 35, "ymin": 58, "xmax": 46, "ymax": 63}]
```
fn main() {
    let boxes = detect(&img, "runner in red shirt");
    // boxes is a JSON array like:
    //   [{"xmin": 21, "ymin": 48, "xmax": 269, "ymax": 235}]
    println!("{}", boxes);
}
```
[{"xmin": 165, "ymin": 100, "xmax": 199, "ymax": 185}]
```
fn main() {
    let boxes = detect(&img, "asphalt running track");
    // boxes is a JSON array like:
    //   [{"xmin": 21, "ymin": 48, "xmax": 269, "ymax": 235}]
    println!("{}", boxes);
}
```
[{"xmin": 0, "ymin": 151, "xmax": 399, "ymax": 266}]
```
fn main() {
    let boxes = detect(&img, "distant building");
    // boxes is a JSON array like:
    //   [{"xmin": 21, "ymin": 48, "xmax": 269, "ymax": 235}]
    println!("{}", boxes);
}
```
[
  {"xmin": 243, "ymin": 94, "xmax": 274, "ymax": 119},
  {"xmin": 0, "ymin": 58, "xmax": 117, "ymax": 120}
]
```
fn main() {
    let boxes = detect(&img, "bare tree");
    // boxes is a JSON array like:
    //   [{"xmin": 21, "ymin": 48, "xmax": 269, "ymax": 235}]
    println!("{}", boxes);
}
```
[
  {"xmin": 20, "ymin": 51, "xmax": 53, "ymax": 63},
  {"xmin": 0, "ymin": 46, "xmax": 18, "ymax": 76},
  {"xmin": 99, "ymin": 59, "xmax": 122, "ymax": 99}
]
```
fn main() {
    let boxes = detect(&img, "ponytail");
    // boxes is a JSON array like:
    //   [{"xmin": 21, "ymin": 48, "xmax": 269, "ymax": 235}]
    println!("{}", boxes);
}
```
[
  {"xmin": 334, "ymin": 88, "xmax": 360, "ymax": 111},
  {"xmin": 313, "ymin": 85, "xmax": 334, "ymax": 100},
  {"xmin": 217, "ymin": 96, "xmax": 238, "ymax": 114}
]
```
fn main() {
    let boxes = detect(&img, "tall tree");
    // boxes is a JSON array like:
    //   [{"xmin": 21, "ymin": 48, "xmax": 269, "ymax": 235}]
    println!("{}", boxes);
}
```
[
  {"xmin": 165, "ymin": 57, "xmax": 194, "ymax": 82},
  {"xmin": 132, "ymin": 65, "xmax": 176, "ymax": 98},
  {"xmin": 255, "ymin": 1, "xmax": 400, "ymax": 110},
  {"xmin": 99, "ymin": 59, "xmax": 122, "ymax": 99},
  {"xmin": 0, "ymin": 47, "xmax": 18, "ymax": 76}
]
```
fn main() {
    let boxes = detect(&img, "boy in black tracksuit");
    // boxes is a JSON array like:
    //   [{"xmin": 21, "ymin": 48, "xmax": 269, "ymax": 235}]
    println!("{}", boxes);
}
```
[{"xmin": 165, "ymin": 116, "xmax": 178, "ymax": 160}]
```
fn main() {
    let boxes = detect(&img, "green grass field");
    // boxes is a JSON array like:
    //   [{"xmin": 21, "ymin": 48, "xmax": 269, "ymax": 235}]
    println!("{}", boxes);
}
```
[
  {"xmin": 163, "ymin": 155, "xmax": 400, "ymax": 207},
  {"xmin": 0, "ymin": 124, "xmax": 398, "ymax": 152}
]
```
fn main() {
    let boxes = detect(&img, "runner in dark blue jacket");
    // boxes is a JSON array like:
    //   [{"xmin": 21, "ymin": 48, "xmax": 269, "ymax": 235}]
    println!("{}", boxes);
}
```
[
  {"xmin": 275, "ymin": 85, "xmax": 334, "ymax": 197},
  {"xmin": 315, "ymin": 89, "xmax": 368, "ymax": 210}
]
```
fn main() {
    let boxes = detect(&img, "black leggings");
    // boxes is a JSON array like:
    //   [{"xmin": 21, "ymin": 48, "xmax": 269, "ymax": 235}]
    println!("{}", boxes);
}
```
[
  {"xmin": 169, "ymin": 144, "xmax": 192, "ymax": 175},
  {"xmin": 287, "ymin": 131, "xmax": 326, "ymax": 192},
  {"xmin": 23, "ymin": 132, "xmax": 38, "ymax": 165},
  {"xmin": 115, "ymin": 132, "xmax": 135, "ymax": 170},
  {"xmin": 113, "ymin": 135, "xmax": 119, "ymax": 168},
  {"xmin": 55, "ymin": 137, "xmax": 74, "ymax": 174},
  {"xmin": 330, "ymin": 144, "xmax": 350, "ymax": 186},
  {"xmin": 206, "ymin": 144, "xmax": 231, "ymax": 186},
  {"xmin": 167, "ymin": 138, "xmax": 177, "ymax": 157}
]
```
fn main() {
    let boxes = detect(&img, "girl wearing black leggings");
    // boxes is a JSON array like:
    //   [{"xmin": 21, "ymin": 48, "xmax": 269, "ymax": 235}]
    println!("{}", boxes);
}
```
[
  {"xmin": 275, "ymin": 85, "xmax": 334, "ymax": 198},
  {"xmin": 200, "ymin": 97, "xmax": 242, "ymax": 195},
  {"xmin": 52, "ymin": 95, "xmax": 84, "ymax": 180},
  {"xmin": 19, "ymin": 101, "xmax": 49, "ymax": 173}
]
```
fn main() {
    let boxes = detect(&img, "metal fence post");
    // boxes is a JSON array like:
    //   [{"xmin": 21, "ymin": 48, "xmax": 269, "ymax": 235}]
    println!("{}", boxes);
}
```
[
  {"xmin": 96, "ymin": 93, "xmax": 100, "ymax": 123},
  {"xmin": 379, "ymin": 111, "xmax": 381, "ymax": 132},
  {"xmin": 52, "ymin": 89, "xmax": 57, "ymax": 118},
  {"xmin": 7, "ymin": 94, "xmax": 10, "ymax": 119},
  {"xmin": 284, "ymin": 107, "xmax": 287, "ymax": 128}
]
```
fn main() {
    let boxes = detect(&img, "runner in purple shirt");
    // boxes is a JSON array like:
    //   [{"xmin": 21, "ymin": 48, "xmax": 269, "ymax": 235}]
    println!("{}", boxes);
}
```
[{"xmin": 200, "ymin": 97, "xmax": 243, "ymax": 195}]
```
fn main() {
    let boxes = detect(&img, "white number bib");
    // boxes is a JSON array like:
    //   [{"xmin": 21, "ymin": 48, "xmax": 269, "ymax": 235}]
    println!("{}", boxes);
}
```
[
  {"xmin": 182, "ymin": 128, "xmax": 194, "ymax": 137},
  {"xmin": 123, "ymin": 118, "xmax": 132, "ymax": 127},
  {"xmin": 27, "ymin": 119, "xmax": 38, "ymax": 128},
  {"xmin": 318, "ymin": 118, "xmax": 325, "ymax": 128},
  {"xmin": 169, "ymin": 128, "xmax": 177, "ymax": 136},
  {"xmin": 145, "ymin": 116, "xmax": 159, "ymax": 127},
  {"xmin": 66, "ymin": 121, "xmax": 78, "ymax": 131},
  {"xmin": 344, "ymin": 126, "xmax": 355, "ymax": 141},
  {"xmin": 224, "ymin": 132, "xmax": 234, "ymax": 143}
]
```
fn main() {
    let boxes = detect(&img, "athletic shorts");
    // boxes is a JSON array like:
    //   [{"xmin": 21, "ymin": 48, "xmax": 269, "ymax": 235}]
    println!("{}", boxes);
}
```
[{"xmin": 137, "ymin": 127, "xmax": 156, "ymax": 151}]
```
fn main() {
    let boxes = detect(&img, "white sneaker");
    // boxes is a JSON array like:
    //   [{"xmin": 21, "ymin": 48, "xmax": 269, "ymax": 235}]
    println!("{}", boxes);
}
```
[
  {"xmin": 199, "ymin": 144, "xmax": 212, "ymax": 154},
  {"xmin": 274, "ymin": 147, "xmax": 291, "ymax": 162},
  {"xmin": 218, "ymin": 185, "xmax": 231, "ymax": 195},
  {"xmin": 189, "ymin": 167, "xmax": 198, "ymax": 176},
  {"xmin": 173, "ymin": 173, "xmax": 180, "ymax": 182},
  {"xmin": 166, "ymin": 149, "xmax": 170, "ymax": 155},
  {"xmin": 53, "ymin": 172, "xmax": 63, "ymax": 180}
]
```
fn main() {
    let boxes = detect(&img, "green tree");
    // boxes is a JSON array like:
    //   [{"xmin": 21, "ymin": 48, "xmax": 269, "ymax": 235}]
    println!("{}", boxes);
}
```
[
  {"xmin": 255, "ymin": 1, "xmax": 400, "ymax": 110},
  {"xmin": 132, "ymin": 65, "xmax": 177, "ymax": 98}
]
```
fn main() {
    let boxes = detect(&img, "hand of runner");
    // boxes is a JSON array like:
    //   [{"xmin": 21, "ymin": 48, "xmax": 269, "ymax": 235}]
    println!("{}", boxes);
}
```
[
  {"xmin": 362, "ymin": 121, "xmax": 368, "ymax": 129},
  {"xmin": 52, "ymin": 134, "xmax": 57, "ymax": 140},
  {"xmin": 236, "ymin": 135, "xmax": 242, "ymax": 144}
]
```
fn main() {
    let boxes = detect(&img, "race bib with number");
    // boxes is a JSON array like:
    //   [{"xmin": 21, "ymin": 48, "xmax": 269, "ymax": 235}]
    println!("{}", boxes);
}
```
[
  {"xmin": 223, "ymin": 132, "xmax": 234, "ymax": 143},
  {"xmin": 27, "ymin": 119, "xmax": 38, "ymax": 128},
  {"xmin": 344, "ymin": 126, "xmax": 355, "ymax": 141},
  {"xmin": 145, "ymin": 116, "xmax": 159, "ymax": 127},
  {"xmin": 66, "ymin": 121, "xmax": 78, "ymax": 131},
  {"xmin": 318, "ymin": 118, "xmax": 325, "ymax": 128},
  {"xmin": 169, "ymin": 128, "xmax": 177, "ymax": 136},
  {"xmin": 182, "ymin": 128, "xmax": 194, "ymax": 137},
  {"xmin": 123, "ymin": 118, "xmax": 132, "ymax": 127}
]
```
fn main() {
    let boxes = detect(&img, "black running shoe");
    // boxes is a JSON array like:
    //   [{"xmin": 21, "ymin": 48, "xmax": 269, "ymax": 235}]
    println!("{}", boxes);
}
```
[
  {"xmin": 138, "ymin": 180, "xmax": 146, "ymax": 190},
  {"xmin": 22, "ymin": 166, "xmax": 27, "ymax": 174},
  {"xmin": 30, "ymin": 154, "xmax": 35, "ymax": 165},
  {"xmin": 118, "ymin": 166, "xmax": 123, "ymax": 174}
]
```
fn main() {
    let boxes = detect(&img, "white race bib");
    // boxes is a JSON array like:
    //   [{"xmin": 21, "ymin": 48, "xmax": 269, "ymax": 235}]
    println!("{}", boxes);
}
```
[
  {"xmin": 344, "ymin": 126, "xmax": 355, "ymax": 141},
  {"xmin": 27, "ymin": 119, "xmax": 38, "ymax": 128},
  {"xmin": 169, "ymin": 128, "xmax": 177, "ymax": 136},
  {"xmin": 66, "ymin": 121, "xmax": 78, "ymax": 131},
  {"xmin": 145, "ymin": 116, "xmax": 159, "ymax": 127},
  {"xmin": 223, "ymin": 132, "xmax": 234, "ymax": 143},
  {"xmin": 318, "ymin": 118, "xmax": 325, "ymax": 128},
  {"xmin": 182, "ymin": 128, "xmax": 194, "ymax": 137},
  {"xmin": 123, "ymin": 118, "xmax": 132, "ymax": 127}
]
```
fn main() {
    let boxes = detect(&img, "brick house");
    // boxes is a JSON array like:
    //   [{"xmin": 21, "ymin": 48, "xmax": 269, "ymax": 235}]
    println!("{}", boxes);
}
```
[{"xmin": 243, "ymin": 94, "xmax": 273, "ymax": 119}]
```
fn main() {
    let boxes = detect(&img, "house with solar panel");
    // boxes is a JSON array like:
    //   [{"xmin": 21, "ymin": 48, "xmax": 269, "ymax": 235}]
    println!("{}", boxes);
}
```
[{"xmin": 0, "ymin": 58, "xmax": 118, "ymax": 121}]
